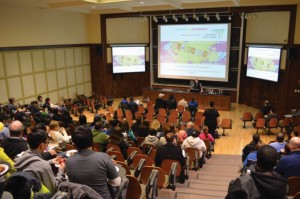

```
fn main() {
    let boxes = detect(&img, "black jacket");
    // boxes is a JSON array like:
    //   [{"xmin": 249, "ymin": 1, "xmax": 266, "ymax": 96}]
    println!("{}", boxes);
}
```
[{"xmin": 1, "ymin": 137, "xmax": 28, "ymax": 159}]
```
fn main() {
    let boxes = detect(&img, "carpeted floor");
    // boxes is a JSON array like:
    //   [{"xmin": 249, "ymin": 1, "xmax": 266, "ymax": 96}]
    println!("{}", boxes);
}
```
[{"xmin": 158, "ymin": 154, "xmax": 241, "ymax": 199}]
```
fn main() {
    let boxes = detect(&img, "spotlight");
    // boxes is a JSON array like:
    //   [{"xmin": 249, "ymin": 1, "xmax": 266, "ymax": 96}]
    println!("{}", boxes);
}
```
[
  {"xmin": 182, "ymin": 14, "xmax": 186, "ymax": 19},
  {"xmin": 207, "ymin": 16, "xmax": 210, "ymax": 21},
  {"xmin": 196, "ymin": 16, "xmax": 199, "ymax": 21},
  {"xmin": 175, "ymin": 18, "xmax": 178, "ymax": 22},
  {"xmin": 216, "ymin": 13, "xmax": 219, "ymax": 19},
  {"xmin": 172, "ymin": 15, "xmax": 176, "ymax": 20},
  {"xmin": 228, "ymin": 15, "xmax": 232, "ymax": 20},
  {"xmin": 204, "ymin": 13, "xmax": 208, "ymax": 18},
  {"xmin": 153, "ymin": 16, "xmax": 158, "ymax": 22},
  {"xmin": 185, "ymin": 17, "xmax": 189, "ymax": 22},
  {"xmin": 193, "ymin": 13, "xmax": 197, "ymax": 19}
]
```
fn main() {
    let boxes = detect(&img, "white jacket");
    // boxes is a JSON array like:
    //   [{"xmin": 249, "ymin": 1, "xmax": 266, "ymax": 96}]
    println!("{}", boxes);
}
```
[{"xmin": 181, "ymin": 136, "xmax": 206, "ymax": 157}]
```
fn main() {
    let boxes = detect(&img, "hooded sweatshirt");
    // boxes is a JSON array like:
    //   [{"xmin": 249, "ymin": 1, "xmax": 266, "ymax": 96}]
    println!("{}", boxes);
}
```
[
  {"xmin": 181, "ymin": 136, "xmax": 206, "ymax": 157},
  {"xmin": 143, "ymin": 135, "xmax": 159, "ymax": 147},
  {"xmin": 14, "ymin": 151, "xmax": 58, "ymax": 193},
  {"xmin": 226, "ymin": 170, "xmax": 287, "ymax": 199}
]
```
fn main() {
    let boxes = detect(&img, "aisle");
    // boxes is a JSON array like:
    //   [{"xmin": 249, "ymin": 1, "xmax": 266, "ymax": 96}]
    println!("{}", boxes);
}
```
[{"xmin": 158, "ymin": 154, "xmax": 241, "ymax": 199}]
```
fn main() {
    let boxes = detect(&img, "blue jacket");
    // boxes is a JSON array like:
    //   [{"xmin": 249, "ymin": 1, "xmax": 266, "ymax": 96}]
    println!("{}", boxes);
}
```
[{"xmin": 275, "ymin": 151, "xmax": 300, "ymax": 179}]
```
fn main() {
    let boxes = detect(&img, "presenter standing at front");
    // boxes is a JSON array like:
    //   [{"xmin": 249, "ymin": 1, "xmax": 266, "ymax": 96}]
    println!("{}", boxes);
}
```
[{"xmin": 190, "ymin": 79, "xmax": 202, "ymax": 92}]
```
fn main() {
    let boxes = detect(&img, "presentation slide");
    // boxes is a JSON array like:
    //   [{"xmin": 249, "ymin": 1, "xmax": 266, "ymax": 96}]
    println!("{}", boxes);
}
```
[
  {"xmin": 246, "ymin": 46, "xmax": 281, "ymax": 82},
  {"xmin": 158, "ymin": 24, "xmax": 231, "ymax": 82},
  {"xmin": 112, "ymin": 46, "xmax": 146, "ymax": 74}
]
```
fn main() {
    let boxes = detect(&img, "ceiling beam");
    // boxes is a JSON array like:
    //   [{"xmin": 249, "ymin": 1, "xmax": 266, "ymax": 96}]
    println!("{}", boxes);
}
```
[{"xmin": 232, "ymin": 0, "xmax": 240, "ymax": 6}]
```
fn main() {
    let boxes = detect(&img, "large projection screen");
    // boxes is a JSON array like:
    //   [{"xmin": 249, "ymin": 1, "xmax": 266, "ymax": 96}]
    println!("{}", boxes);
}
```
[{"xmin": 158, "ymin": 24, "xmax": 231, "ymax": 82}]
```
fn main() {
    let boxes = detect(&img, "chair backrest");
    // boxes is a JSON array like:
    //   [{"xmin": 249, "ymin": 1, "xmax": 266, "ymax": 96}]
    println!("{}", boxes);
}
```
[
  {"xmin": 132, "ymin": 154, "xmax": 154, "ymax": 170},
  {"xmin": 135, "ymin": 111, "xmax": 142, "ymax": 119},
  {"xmin": 158, "ymin": 108, "xmax": 167, "ymax": 117},
  {"xmin": 256, "ymin": 118, "xmax": 266, "ymax": 128},
  {"xmin": 254, "ymin": 112, "xmax": 264, "ymax": 121},
  {"xmin": 117, "ymin": 108, "xmax": 123, "ymax": 118},
  {"xmin": 147, "ymin": 101, "xmax": 154, "ymax": 108},
  {"xmin": 161, "ymin": 159, "xmax": 181, "ymax": 177},
  {"xmin": 140, "ymin": 166, "xmax": 166, "ymax": 188},
  {"xmin": 107, "ymin": 150, "xmax": 125, "ymax": 162},
  {"xmin": 138, "ymin": 105, "xmax": 145, "ymax": 114},
  {"xmin": 65, "ymin": 144, "xmax": 75, "ymax": 151},
  {"xmin": 177, "ymin": 105, "xmax": 185, "ymax": 113},
  {"xmin": 167, "ymin": 115, "xmax": 178, "ymax": 124},
  {"xmin": 116, "ymin": 161, "xmax": 131, "ymax": 175},
  {"xmin": 203, "ymin": 140, "xmax": 211, "ymax": 151},
  {"xmin": 106, "ymin": 143, "xmax": 121, "ymax": 152},
  {"xmin": 293, "ymin": 191, "xmax": 300, "ymax": 199},
  {"xmin": 293, "ymin": 117, "xmax": 300, "ymax": 127},
  {"xmin": 169, "ymin": 109, "xmax": 178, "ymax": 117},
  {"xmin": 243, "ymin": 112, "xmax": 253, "ymax": 121},
  {"xmin": 105, "ymin": 112, "xmax": 112, "ymax": 122},
  {"xmin": 108, "ymin": 106, "xmax": 114, "ymax": 115},
  {"xmin": 156, "ymin": 114, "xmax": 166, "ymax": 124},
  {"xmin": 288, "ymin": 177, "xmax": 300, "ymax": 196},
  {"xmin": 136, "ymin": 137, "xmax": 146, "ymax": 147},
  {"xmin": 127, "ymin": 146, "xmax": 142, "ymax": 158},
  {"xmin": 149, "ymin": 148, "xmax": 157, "ymax": 162},
  {"xmin": 126, "ymin": 175, "xmax": 142, "ymax": 199},
  {"xmin": 221, "ymin": 119, "xmax": 232, "ymax": 129},
  {"xmin": 194, "ymin": 117, "xmax": 203, "ymax": 126},
  {"xmin": 269, "ymin": 118, "xmax": 279, "ymax": 128},
  {"xmin": 113, "ymin": 176, "xmax": 129, "ymax": 199},
  {"xmin": 185, "ymin": 147, "xmax": 199, "ymax": 169},
  {"xmin": 147, "ymin": 106, "xmax": 155, "ymax": 116},
  {"xmin": 145, "ymin": 113, "xmax": 154, "ymax": 123},
  {"xmin": 125, "ymin": 110, "xmax": 132, "ymax": 119},
  {"xmin": 145, "ymin": 170, "xmax": 159, "ymax": 199},
  {"xmin": 195, "ymin": 111, "xmax": 204, "ymax": 118},
  {"xmin": 141, "ymin": 143, "xmax": 156, "ymax": 155}
]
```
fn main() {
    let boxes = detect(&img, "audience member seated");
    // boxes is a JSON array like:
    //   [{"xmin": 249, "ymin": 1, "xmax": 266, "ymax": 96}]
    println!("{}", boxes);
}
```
[
  {"xmin": 265, "ymin": 108, "xmax": 279, "ymax": 127},
  {"xmin": 92, "ymin": 121, "xmax": 108, "ymax": 152},
  {"xmin": 37, "ymin": 95, "xmax": 43, "ymax": 110},
  {"xmin": 181, "ymin": 129, "xmax": 206, "ymax": 167},
  {"xmin": 137, "ymin": 120, "xmax": 150, "ymax": 137},
  {"xmin": 155, "ymin": 133, "xmax": 186, "ymax": 183},
  {"xmin": 185, "ymin": 122, "xmax": 194, "ymax": 137},
  {"xmin": 199, "ymin": 126, "xmax": 215, "ymax": 151},
  {"xmin": 78, "ymin": 115, "xmax": 88, "ymax": 127},
  {"xmin": 0, "ymin": 122, "xmax": 10, "ymax": 140},
  {"xmin": 0, "ymin": 121, "xmax": 28, "ymax": 159},
  {"xmin": 269, "ymin": 133, "xmax": 286, "ymax": 153},
  {"xmin": 177, "ymin": 97, "xmax": 188, "ymax": 110},
  {"xmin": 203, "ymin": 101, "xmax": 220, "ymax": 138},
  {"xmin": 7, "ymin": 97, "xmax": 18, "ymax": 112},
  {"xmin": 131, "ymin": 116, "xmax": 142, "ymax": 135},
  {"xmin": 275, "ymin": 137, "xmax": 300, "ymax": 179},
  {"xmin": 14, "ymin": 128, "xmax": 65, "ymax": 193},
  {"xmin": 242, "ymin": 134, "xmax": 261, "ymax": 162},
  {"xmin": 48, "ymin": 121, "xmax": 70, "ymax": 145},
  {"xmin": 174, "ymin": 124, "xmax": 188, "ymax": 142},
  {"xmin": 66, "ymin": 126, "xmax": 121, "ymax": 199},
  {"xmin": 43, "ymin": 98, "xmax": 55, "ymax": 113},
  {"xmin": 28, "ymin": 101, "xmax": 41, "ymax": 118},
  {"xmin": 226, "ymin": 145, "xmax": 288, "ymax": 199},
  {"xmin": 261, "ymin": 99, "xmax": 272, "ymax": 116},
  {"xmin": 108, "ymin": 127, "xmax": 130, "ymax": 159},
  {"xmin": 142, "ymin": 128, "xmax": 159, "ymax": 147},
  {"xmin": 154, "ymin": 93, "xmax": 166, "ymax": 111},
  {"xmin": 243, "ymin": 142, "xmax": 265, "ymax": 167},
  {"xmin": 166, "ymin": 94, "xmax": 177, "ymax": 111},
  {"xmin": 106, "ymin": 119, "xmax": 119, "ymax": 136},
  {"xmin": 0, "ymin": 147, "xmax": 15, "ymax": 176},
  {"xmin": 151, "ymin": 119, "xmax": 161, "ymax": 136},
  {"xmin": 121, "ymin": 121, "xmax": 136, "ymax": 142}
]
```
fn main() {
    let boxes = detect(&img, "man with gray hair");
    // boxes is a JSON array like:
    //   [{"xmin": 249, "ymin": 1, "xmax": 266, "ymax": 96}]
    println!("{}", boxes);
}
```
[
  {"xmin": 0, "ymin": 120, "xmax": 28, "ymax": 159},
  {"xmin": 275, "ymin": 137, "xmax": 300, "ymax": 178}
]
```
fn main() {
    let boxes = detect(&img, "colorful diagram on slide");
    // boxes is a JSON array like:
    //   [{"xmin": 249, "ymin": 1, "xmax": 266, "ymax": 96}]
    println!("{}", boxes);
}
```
[
  {"xmin": 161, "ymin": 41, "xmax": 227, "ymax": 64},
  {"xmin": 247, "ymin": 57, "xmax": 278, "ymax": 72},
  {"xmin": 113, "ymin": 55, "xmax": 144, "ymax": 67}
]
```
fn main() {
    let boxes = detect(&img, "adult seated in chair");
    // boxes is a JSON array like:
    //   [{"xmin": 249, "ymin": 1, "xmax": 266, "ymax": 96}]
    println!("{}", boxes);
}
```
[
  {"xmin": 242, "ymin": 134, "xmax": 261, "ymax": 162},
  {"xmin": 269, "ymin": 133, "xmax": 286, "ymax": 153},
  {"xmin": 127, "ymin": 97, "xmax": 138, "ymax": 118},
  {"xmin": 66, "ymin": 126, "xmax": 121, "ymax": 199},
  {"xmin": 7, "ymin": 97, "xmax": 18, "ymax": 113},
  {"xmin": 154, "ymin": 93, "xmax": 166, "ymax": 112},
  {"xmin": 243, "ymin": 142, "xmax": 265, "ymax": 168},
  {"xmin": 92, "ymin": 121, "xmax": 108, "ymax": 152},
  {"xmin": 275, "ymin": 137, "xmax": 300, "ymax": 179},
  {"xmin": 181, "ymin": 130, "xmax": 206, "ymax": 168},
  {"xmin": 226, "ymin": 145, "xmax": 288, "ymax": 199},
  {"xmin": 261, "ymin": 99, "xmax": 273, "ymax": 116},
  {"xmin": 155, "ymin": 133, "xmax": 186, "ymax": 183},
  {"xmin": 177, "ymin": 97, "xmax": 188, "ymax": 110},
  {"xmin": 203, "ymin": 101, "xmax": 220, "ymax": 138}
]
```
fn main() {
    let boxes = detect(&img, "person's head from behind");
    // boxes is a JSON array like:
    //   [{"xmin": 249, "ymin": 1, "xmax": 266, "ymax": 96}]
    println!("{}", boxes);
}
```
[
  {"xmin": 202, "ymin": 126, "xmax": 209, "ymax": 134},
  {"xmin": 191, "ymin": 98, "xmax": 195, "ymax": 102},
  {"xmin": 72, "ymin": 126, "xmax": 93, "ymax": 151},
  {"xmin": 8, "ymin": 97, "xmax": 15, "ymax": 104},
  {"xmin": 37, "ymin": 95, "xmax": 42, "ymax": 102},
  {"xmin": 9, "ymin": 120, "xmax": 24, "ymax": 137},
  {"xmin": 35, "ymin": 123, "xmax": 46, "ymax": 131},
  {"xmin": 186, "ymin": 122, "xmax": 194, "ymax": 129},
  {"xmin": 149, "ymin": 128, "xmax": 157, "ymax": 136},
  {"xmin": 135, "ymin": 116, "xmax": 142, "ymax": 124},
  {"xmin": 252, "ymin": 134, "xmax": 260, "ymax": 143},
  {"xmin": 276, "ymin": 133, "xmax": 284, "ymax": 143},
  {"xmin": 27, "ymin": 128, "xmax": 48, "ymax": 151},
  {"xmin": 49, "ymin": 120, "xmax": 59, "ymax": 131},
  {"xmin": 93, "ymin": 114, "xmax": 102, "ymax": 124},
  {"xmin": 289, "ymin": 137, "xmax": 300, "ymax": 151},
  {"xmin": 79, "ymin": 115, "xmax": 87, "ymax": 125},
  {"xmin": 130, "ymin": 97, "xmax": 134, "ymax": 102},
  {"xmin": 190, "ymin": 130, "xmax": 199, "ymax": 138},
  {"xmin": 94, "ymin": 121, "xmax": 103, "ymax": 131},
  {"xmin": 255, "ymin": 142, "xmax": 265, "ymax": 151},
  {"xmin": 4, "ymin": 175, "xmax": 31, "ymax": 199},
  {"xmin": 143, "ymin": 120, "xmax": 150, "ymax": 128},
  {"xmin": 209, "ymin": 101, "xmax": 214, "ymax": 108},
  {"xmin": 45, "ymin": 97, "xmax": 50, "ymax": 104},
  {"xmin": 121, "ymin": 120, "xmax": 129, "ymax": 132},
  {"xmin": 109, "ymin": 127, "xmax": 123, "ymax": 143},
  {"xmin": 165, "ymin": 133, "xmax": 176, "ymax": 144},
  {"xmin": 264, "ymin": 100, "xmax": 269, "ymax": 106},
  {"xmin": 256, "ymin": 145, "xmax": 277, "ymax": 172},
  {"xmin": 151, "ymin": 119, "xmax": 161, "ymax": 131}
]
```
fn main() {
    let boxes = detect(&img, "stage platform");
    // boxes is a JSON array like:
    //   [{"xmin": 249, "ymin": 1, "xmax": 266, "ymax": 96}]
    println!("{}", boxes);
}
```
[{"xmin": 143, "ymin": 87, "xmax": 231, "ymax": 111}]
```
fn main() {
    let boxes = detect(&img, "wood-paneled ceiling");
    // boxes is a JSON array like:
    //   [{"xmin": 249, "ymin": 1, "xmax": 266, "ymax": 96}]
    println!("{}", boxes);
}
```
[{"xmin": 0, "ymin": 0, "xmax": 298, "ymax": 14}]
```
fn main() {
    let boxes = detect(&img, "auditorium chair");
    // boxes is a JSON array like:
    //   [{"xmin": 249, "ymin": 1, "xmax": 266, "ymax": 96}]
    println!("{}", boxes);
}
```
[
  {"xmin": 220, "ymin": 119, "xmax": 232, "ymax": 136},
  {"xmin": 255, "ymin": 118, "xmax": 266, "ymax": 134},
  {"xmin": 267, "ymin": 118, "xmax": 279, "ymax": 134},
  {"xmin": 288, "ymin": 177, "xmax": 300, "ymax": 196},
  {"xmin": 242, "ymin": 112, "xmax": 253, "ymax": 128}
]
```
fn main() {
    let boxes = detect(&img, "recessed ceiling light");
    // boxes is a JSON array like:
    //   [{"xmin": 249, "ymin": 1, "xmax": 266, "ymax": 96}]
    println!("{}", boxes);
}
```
[
  {"xmin": 91, "ymin": 5, "xmax": 96, "ymax": 9},
  {"xmin": 140, "ymin": 1, "xmax": 144, "ymax": 4}
]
